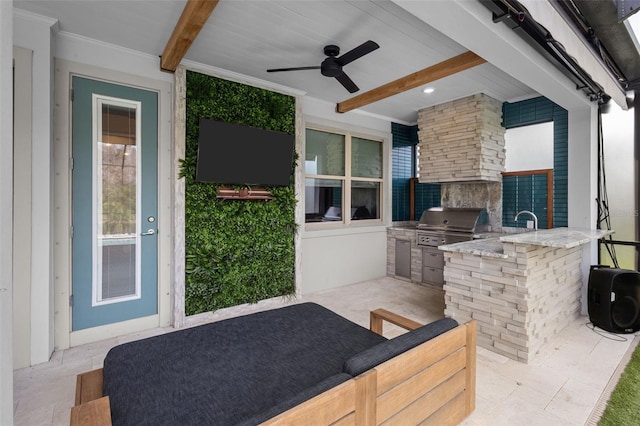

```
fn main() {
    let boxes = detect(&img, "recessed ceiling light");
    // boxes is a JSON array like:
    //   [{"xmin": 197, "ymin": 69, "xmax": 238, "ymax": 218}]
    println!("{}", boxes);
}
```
[{"xmin": 423, "ymin": 87, "xmax": 435, "ymax": 94}]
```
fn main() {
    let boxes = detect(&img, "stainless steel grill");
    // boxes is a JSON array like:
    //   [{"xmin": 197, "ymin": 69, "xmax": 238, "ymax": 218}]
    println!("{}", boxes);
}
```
[
  {"xmin": 416, "ymin": 207, "xmax": 489, "ymax": 287},
  {"xmin": 416, "ymin": 207, "xmax": 489, "ymax": 247}
]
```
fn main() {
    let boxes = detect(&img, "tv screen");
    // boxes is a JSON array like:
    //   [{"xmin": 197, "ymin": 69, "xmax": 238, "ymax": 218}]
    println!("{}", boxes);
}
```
[{"xmin": 195, "ymin": 118, "xmax": 295, "ymax": 187}]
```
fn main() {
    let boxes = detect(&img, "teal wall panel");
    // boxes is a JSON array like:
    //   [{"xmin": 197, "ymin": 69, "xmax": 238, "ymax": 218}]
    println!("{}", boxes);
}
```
[
  {"xmin": 391, "ymin": 123, "xmax": 416, "ymax": 221},
  {"xmin": 391, "ymin": 123, "xmax": 441, "ymax": 221},
  {"xmin": 502, "ymin": 174, "xmax": 549, "ymax": 229},
  {"xmin": 414, "ymin": 183, "xmax": 441, "ymax": 219}
]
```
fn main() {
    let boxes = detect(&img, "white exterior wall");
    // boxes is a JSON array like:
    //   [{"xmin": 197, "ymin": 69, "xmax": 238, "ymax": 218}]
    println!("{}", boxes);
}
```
[
  {"xmin": 13, "ymin": 10, "xmax": 58, "ymax": 366},
  {"xmin": 12, "ymin": 46, "xmax": 32, "ymax": 369},
  {"xmin": 54, "ymin": 32, "xmax": 174, "ymax": 85},
  {"xmin": 300, "ymin": 97, "xmax": 392, "ymax": 294},
  {"xmin": 567, "ymin": 107, "xmax": 599, "ymax": 315},
  {"xmin": 1, "ymin": 2, "xmax": 14, "ymax": 423},
  {"xmin": 568, "ymin": 107, "xmax": 599, "ymax": 229},
  {"xmin": 505, "ymin": 122, "xmax": 554, "ymax": 172},
  {"xmin": 601, "ymin": 104, "xmax": 636, "ymax": 268}
]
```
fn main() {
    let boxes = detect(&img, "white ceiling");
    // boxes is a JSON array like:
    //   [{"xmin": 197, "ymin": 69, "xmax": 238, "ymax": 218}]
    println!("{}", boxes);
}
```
[{"xmin": 14, "ymin": 0, "xmax": 537, "ymax": 123}]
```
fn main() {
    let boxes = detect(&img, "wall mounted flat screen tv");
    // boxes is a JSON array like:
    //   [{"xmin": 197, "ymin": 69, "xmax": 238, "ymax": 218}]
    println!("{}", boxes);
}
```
[{"xmin": 196, "ymin": 118, "xmax": 295, "ymax": 187}]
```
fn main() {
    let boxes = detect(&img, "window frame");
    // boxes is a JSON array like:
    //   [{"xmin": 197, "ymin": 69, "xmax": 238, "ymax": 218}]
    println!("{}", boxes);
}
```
[{"xmin": 304, "ymin": 124, "xmax": 385, "ymax": 229}]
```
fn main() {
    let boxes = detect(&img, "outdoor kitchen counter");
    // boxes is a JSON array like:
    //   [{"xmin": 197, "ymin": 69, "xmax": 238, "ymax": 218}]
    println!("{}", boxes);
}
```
[
  {"xmin": 439, "ymin": 227, "xmax": 613, "ymax": 363},
  {"xmin": 440, "ymin": 227, "xmax": 613, "ymax": 258},
  {"xmin": 498, "ymin": 227, "xmax": 613, "ymax": 248}
]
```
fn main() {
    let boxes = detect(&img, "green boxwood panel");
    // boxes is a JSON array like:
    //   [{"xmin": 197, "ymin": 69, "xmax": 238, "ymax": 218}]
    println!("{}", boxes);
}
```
[
  {"xmin": 503, "ymin": 97, "xmax": 567, "ymax": 227},
  {"xmin": 182, "ymin": 71, "xmax": 297, "ymax": 315}
]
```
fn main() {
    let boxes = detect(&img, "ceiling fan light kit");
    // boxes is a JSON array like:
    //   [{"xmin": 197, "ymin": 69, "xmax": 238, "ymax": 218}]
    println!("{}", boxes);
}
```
[{"xmin": 266, "ymin": 40, "xmax": 379, "ymax": 93}]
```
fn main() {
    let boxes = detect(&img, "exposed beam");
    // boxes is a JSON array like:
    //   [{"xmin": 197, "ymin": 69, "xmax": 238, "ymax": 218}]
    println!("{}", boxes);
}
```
[
  {"xmin": 336, "ymin": 51, "xmax": 486, "ymax": 113},
  {"xmin": 160, "ymin": 0, "xmax": 220, "ymax": 73}
]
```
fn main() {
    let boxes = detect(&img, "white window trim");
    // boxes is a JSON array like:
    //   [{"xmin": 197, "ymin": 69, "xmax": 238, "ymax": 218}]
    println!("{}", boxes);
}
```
[
  {"xmin": 303, "ymin": 119, "xmax": 388, "ymax": 230},
  {"xmin": 92, "ymin": 94, "xmax": 143, "ymax": 306}
]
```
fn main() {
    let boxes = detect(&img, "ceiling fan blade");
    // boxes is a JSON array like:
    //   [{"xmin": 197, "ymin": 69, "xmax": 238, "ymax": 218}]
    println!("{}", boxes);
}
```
[
  {"xmin": 336, "ymin": 40, "xmax": 379, "ymax": 66},
  {"xmin": 266, "ymin": 66, "xmax": 320, "ymax": 73},
  {"xmin": 335, "ymin": 72, "xmax": 359, "ymax": 93}
]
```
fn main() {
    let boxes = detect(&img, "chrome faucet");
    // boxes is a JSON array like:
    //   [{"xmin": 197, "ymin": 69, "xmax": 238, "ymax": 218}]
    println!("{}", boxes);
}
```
[{"xmin": 514, "ymin": 210, "xmax": 538, "ymax": 230}]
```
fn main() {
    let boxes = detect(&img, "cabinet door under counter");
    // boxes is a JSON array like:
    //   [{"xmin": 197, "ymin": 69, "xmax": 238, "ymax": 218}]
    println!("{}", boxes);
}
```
[
  {"xmin": 422, "ymin": 248, "xmax": 444, "ymax": 286},
  {"xmin": 387, "ymin": 226, "xmax": 447, "ymax": 287},
  {"xmin": 395, "ymin": 239, "xmax": 411, "ymax": 279}
]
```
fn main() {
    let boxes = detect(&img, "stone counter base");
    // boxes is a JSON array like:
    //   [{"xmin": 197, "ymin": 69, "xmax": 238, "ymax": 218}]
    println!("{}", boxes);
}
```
[{"xmin": 443, "ymin": 242, "xmax": 583, "ymax": 363}]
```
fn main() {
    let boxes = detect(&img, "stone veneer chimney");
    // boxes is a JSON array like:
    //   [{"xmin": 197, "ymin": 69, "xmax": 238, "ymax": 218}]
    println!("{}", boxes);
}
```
[{"xmin": 417, "ymin": 93, "xmax": 505, "ymax": 183}]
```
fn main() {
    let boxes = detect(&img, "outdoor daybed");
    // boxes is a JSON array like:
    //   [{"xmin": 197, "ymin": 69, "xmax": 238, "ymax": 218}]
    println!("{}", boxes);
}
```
[{"xmin": 71, "ymin": 302, "xmax": 476, "ymax": 425}]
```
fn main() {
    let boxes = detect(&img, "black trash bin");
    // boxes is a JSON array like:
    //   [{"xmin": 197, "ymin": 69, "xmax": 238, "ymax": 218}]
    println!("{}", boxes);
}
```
[{"xmin": 588, "ymin": 266, "xmax": 640, "ymax": 333}]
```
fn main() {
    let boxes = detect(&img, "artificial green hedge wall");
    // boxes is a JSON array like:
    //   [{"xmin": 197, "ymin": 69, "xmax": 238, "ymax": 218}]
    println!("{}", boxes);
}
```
[{"xmin": 182, "ymin": 70, "xmax": 297, "ymax": 315}]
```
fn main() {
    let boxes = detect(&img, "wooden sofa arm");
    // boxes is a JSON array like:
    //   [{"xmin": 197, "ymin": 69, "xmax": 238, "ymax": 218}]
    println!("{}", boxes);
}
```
[
  {"xmin": 71, "ymin": 368, "xmax": 111, "ymax": 426},
  {"xmin": 75, "ymin": 368, "xmax": 104, "ymax": 406},
  {"xmin": 369, "ymin": 308, "xmax": 423, "ymax": 335},
  {"xmin": 70, "ymin": 396, "xmax": 111, "ymax": 426}
]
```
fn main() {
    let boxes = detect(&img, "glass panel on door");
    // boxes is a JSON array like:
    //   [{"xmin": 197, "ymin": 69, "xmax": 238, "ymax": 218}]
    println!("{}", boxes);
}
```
[{"xmin": 96, "ymin": 101, "xmax": 140, "ymax": 304}]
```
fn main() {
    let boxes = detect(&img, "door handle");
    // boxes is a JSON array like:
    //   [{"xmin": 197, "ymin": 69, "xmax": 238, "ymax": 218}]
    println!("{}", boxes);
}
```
[{"xmin": 141, "ymin": 229, "xmax": 156, "ymax": 236}]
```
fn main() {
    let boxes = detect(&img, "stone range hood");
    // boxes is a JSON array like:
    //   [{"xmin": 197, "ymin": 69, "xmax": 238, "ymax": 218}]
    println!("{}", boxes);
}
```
[{"xmin": 417, "ymin": 93, "xmax": 505, "ymax": 183}]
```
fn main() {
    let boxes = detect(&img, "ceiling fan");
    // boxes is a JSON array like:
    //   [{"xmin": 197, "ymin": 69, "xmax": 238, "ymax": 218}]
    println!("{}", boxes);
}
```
[{"xmin": 266, "ymin": 40, "xmax": 380, "ymax": 93}]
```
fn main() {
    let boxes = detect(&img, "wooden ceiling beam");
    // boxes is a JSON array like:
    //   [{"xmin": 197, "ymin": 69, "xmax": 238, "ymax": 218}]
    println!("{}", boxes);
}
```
[
  {"xmin": 336, "ymin": 51, "xmax": 487, "ymax": 113},
  {"xmin": 160, "ymin": 0, "xmax": 220, "ymax": 73}
]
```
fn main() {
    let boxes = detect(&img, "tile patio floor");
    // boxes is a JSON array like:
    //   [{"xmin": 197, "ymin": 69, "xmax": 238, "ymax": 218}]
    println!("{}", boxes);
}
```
[{"xmin": 13, "ymin": 276, "xmax": 638, "ymax": 425}]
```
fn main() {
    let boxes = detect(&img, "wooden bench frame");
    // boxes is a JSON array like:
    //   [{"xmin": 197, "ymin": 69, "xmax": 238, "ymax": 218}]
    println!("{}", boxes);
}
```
[{"xmin": 71, "ymin": 310, "xmax": 476, "ymax": 426}]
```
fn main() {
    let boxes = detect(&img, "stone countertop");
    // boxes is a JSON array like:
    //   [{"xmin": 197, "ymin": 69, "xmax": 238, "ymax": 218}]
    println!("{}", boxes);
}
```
[
  {"xmin": 498, "ymin": 227, "xmax": 614, "ymax": 249},
  {"xmin": 387, "ymin": 225, "xmax": 417, "ymax": 231},
  {"xmin": 387, "ymin": 222, "xmax": 417, "ymax": 230},
  {"xmin": 439, "ymin": 237, "xmax": 509, "ymax": 259},
  {"xmin": 439, "ymin": 227, "xmax": 614, "ymax": 258}
]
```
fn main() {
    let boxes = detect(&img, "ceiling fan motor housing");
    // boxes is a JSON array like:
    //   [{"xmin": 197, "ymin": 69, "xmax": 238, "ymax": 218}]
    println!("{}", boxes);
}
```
[
  {"xmin": 321, "ymin": 58, "xmax": 343, "ymax": 77},
  {"xmin": 323, "ymin": 45, "xmax": 340, "ymax": 57}
]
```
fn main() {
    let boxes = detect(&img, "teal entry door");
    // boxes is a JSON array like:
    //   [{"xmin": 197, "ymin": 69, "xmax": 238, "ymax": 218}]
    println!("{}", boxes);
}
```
[{"xmin": 72, "ymin": 76, "xmax": 158, "ymax": 331}]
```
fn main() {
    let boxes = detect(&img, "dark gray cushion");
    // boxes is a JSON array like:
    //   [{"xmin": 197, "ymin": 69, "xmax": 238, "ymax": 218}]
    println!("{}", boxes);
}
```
[
  {"xmin": 236, "ymin": 373, "xmax": 352, "ymax": 426},
  {"xmin": 103, "ymin": 302, "xmax": 386, "ymax": 426},
  {"xmin": 342, "ymin": 317, "xmax": 459, "ymax": 377}
]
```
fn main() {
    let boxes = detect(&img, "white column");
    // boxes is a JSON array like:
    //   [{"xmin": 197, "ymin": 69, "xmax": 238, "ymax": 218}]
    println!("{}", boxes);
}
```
[
  {"xmin": 14, "ymin": 10, "xmax": 58, "ymax": 364},
  {"xmin": 568, "ymin": 106, "xmax": 599, "ymax": 228},
  {"xmin": 567, "ymin": 105, "xmax": 599, "ymax": 314},
  {"xmin": 0, "ymin": 1, "xmax": 14, "ymax": 424}
]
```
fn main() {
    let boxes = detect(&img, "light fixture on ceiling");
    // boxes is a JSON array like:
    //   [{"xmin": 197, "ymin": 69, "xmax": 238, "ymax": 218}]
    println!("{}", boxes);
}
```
[{"xmin": 423, "ymin": 87, "xmax": 435, "ymax": 94}]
